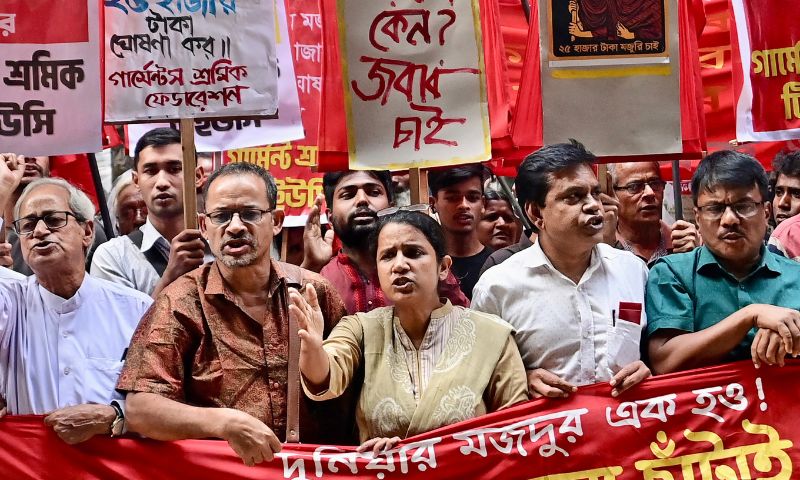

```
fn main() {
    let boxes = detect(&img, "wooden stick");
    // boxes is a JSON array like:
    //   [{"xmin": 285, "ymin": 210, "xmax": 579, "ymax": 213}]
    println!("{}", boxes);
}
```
[
  {"xmin": 409, "ymin": 167, "xmax": 428, "ymax": 205},
  {"xmin": 597, "ymin": 164, "xmax": 610, "ymax": 194},
  {"xmin": 180, "ymin": 118, "xmax": 198, "ymax": 229},
  {"xmin": 280, "ymin": 228, "xmax": 289, "ymax": 262}
]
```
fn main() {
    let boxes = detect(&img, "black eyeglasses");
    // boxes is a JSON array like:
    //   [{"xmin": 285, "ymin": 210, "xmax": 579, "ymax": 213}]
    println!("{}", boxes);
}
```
[
  {"xmin": 206, "ymin": 208, "xmax": 272, "ymax": 226},
  {"xmin": 376, "ymin": 204, "xmax": 429, "ymax": 218},
  {"xmin": 613, "ymin": 180, "xmax": 667, "ymax": 196},
  {"xmin": 12, "ymin": 211, "xmax": 80, "ymax": 236},
  {"xmin": 696, "ymin": 201, "xmax": 763, "ymax": 220}
]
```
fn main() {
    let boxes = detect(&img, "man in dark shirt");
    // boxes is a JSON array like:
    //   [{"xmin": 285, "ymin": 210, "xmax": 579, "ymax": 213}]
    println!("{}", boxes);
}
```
[{"xmin": 428, "ymin": 164, "xmax": 492, "ymax": 299}]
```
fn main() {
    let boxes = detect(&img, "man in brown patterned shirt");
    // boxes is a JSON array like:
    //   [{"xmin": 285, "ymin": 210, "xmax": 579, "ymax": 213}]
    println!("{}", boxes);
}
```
[{"xmin": 118, "ymin": 162, "xmax": 349, "ymax": 466}]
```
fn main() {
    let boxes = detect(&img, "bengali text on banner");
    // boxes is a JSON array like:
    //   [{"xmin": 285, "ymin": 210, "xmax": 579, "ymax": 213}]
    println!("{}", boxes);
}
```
[
  {"xmin": 730, "ymin": 0, "xmax": 800, "ymax": 142},
  {"xmin": 0, "ymin": 360, "xmax": 797, "ymax": 479}
]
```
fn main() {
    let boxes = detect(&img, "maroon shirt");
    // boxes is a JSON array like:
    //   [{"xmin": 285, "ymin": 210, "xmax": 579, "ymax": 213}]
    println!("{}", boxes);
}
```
[{"xmin": 320, "ymin": 251, "xmax": 470, "ymax": 315}]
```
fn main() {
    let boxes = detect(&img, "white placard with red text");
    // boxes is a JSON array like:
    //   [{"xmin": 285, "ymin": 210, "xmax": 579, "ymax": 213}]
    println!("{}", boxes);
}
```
[
  {"xmin": 104, "ymin": 0, "xmax": 278, "ymax": 121},
  {"xmin": 339, "ymin": 0, "xmax": 491, "ymax": 170},
  {"xmin": 0, "ymin": 0, "xmax": 102, "ymax": 156}
]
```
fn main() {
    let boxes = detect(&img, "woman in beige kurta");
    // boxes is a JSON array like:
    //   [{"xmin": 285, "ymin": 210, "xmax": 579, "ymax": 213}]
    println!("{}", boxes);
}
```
[{"xmin": 290, "ymin": 210, "xmax": 529, "ymax": 451}]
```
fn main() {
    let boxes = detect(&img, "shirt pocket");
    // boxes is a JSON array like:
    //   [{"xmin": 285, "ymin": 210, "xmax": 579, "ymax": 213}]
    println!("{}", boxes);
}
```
[
  {"xmin": 84, "ymin": 357, "xmax": 125, "ymax": 404},
  {"xmin": 606, "ymin": 320, "xmax": 643, "ymax": 375}
]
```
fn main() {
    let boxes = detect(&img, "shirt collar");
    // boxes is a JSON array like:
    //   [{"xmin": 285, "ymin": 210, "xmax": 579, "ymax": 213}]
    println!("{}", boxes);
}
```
[
  {"xmin": 523, "ymin": 240, "xmax": 602, "ymax": 282},
  {"xmin": 204, "ymin": 258, "xmax": 286, "ymax": 300},
  {"xmin": 36, "ymin": 274, "xmax": 90, "ymax": 314},
  {"xmin": 140, "ymin": 218, "xmax": 168, "ymax": 253},
  {"xmin": 697, "ymin": 245, "xmax": 780, "ymax": 278}
]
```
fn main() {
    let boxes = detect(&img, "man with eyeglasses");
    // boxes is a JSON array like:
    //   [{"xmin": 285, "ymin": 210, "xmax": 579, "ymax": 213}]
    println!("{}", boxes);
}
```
[
  {"xmin": 300, "ymin": 170, "xmax": 467, "ymax": 315},
  {"xmin": 0, "ymin": 156, "xmax": 152, "ymax": 444},
  {"xmin": 608, "ymin": 162, "xmax": 699, "ymax": 265},
  {"xmin": 645, "ymin": 150, "xmax": 800, "ymax": 375},
  {"xmin": 90, "ymin": 128, "xmax": 213, "ymax": 297},
  {"xmin": 117, "ymin": 162, "xmax": 353, "ymax": 466}
]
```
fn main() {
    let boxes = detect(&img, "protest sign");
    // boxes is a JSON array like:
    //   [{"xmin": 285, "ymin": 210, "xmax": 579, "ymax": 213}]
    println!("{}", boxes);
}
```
[
  {"xmin": 0, "ymin": 360, "xmax": 797, "ymax": 479},
  {"xmin": 0, "ymin": 0, "xmax": 102, "ymax": 156},
  {"xmin": 536, "ymin": 0, "xmax": 683, "ymax": 157},
  {"xmin": 104, "ymin": 0, "xmax": 278, "ymax": 121},
  {"xmin": 125, "ymin": 0, "xmax": 303, "ymax": 152},
  {"xmin": 337, "ymin": 0, "xmax": 492, "ymax": 170},
  {"xmin": 730, "ymin": 0, "xmax": 800, "ymax": 142},
  {"xmin": 226, "ymin": 142, "xmax": 323, "ymax": 228}
]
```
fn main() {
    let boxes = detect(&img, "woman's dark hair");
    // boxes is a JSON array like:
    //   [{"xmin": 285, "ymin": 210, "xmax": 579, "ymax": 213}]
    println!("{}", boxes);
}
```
[
  {"xmin": 484, "ymin": 188, "xmax": 512, "ymax": 205},
  {"xmin": 691, "ymin": 150, "xmax": 769, "ymax": 206},
  {"xmin": 370, "ymin": 210, "xmax": 447, "ymax": 262}
]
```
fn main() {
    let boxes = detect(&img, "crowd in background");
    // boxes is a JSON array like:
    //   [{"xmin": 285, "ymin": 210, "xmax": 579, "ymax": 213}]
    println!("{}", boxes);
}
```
[{"xmin": 1, "ymin": 128, "xmax": 800, "ymax": 466}]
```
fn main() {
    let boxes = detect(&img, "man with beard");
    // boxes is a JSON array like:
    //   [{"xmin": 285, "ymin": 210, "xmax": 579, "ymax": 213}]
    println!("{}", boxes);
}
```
[
  {"xmin": 609, "ymin": 161, "xmax": 699, "ymax": 266},
  {"xmin": 90, "ymin": 128, "xmax": 212, "ymax": 297},
  {"xmin": 428, "ymin": 164, "xmax": 492, "ymax": 300},
  {"xmin": 302, "ymin": 170, "xmax": 467, "ymax": 315},
  {"xmin": 646, "ymin": 151, "xmax": 800, "ymax": 374},
  {"xmin": 473, "ymin": 141, "xmax": 651, "ymax": 399},
  {"xmin": 118, "ymin": 162, "xmax": 352, "ymax": 466}
]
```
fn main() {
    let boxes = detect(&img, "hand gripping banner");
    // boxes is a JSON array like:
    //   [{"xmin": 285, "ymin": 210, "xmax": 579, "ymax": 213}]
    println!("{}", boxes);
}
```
[{"xmin": 0, "ymin": 360, "xmax": 797, "ymax": 479}]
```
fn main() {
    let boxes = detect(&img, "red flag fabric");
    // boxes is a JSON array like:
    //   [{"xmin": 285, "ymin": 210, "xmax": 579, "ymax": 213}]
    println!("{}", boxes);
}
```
[{"xmin": 1, "ymin": 360, "xmax": 797, "ymax": 479}]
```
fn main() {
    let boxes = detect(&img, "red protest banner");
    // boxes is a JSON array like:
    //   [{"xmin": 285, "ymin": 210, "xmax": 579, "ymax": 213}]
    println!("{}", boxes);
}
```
[
  {"xmin": 1, "ymin": 360, "xmax": 797, "ymax": 479},
  {"xmin": 730, "ymin": 0, "xmax": 800, "ymax": 142},
  {"xmin": 0, "ymin": 0, "xmax": 89, "ymax": 44}
]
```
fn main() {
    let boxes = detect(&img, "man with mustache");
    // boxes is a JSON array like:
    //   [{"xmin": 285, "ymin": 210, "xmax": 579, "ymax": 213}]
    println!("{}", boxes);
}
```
[
  {"xmin": 301, "ymin": 170, "xmax": 467, "ymax": 314},
  {"xmin": 118, "ymin": 162, "xmax": 351, "ymax": 466},
  {"xmin": 473, "ymin": 141, "xmax": 651, "ymax": 399},
  {"xmin": 646, "ymin": 151, "xmax": 800, "ymax": 373},
  {"xmin": 428, "ymin": 164, "xmax": 492, "ymax": 300},
  {"xmin": 91, "ymin": 128, "xmax": 213, "ymax": 297},
  {"xmin": 0, "ymin": 155, "xmax": 152, "ymax": 444},
  {"xmin": 608, "ymin": 161, "xmax": 700, "ymax": 266}
]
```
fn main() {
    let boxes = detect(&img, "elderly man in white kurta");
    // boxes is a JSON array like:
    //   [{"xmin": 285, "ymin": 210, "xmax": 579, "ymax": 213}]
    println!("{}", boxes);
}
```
[{"xmin": 0, "ymin": 158, "xmax": 151, "ymax": 444}]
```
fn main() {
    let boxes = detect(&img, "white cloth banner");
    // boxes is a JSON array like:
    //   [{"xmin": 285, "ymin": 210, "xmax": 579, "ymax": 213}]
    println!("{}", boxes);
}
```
[
  {"xmin": 104, "ymin": 0, "xmax": 278, "ymax": 121},
  {"xmin": 126, "ymin": 0, "xmax": 303, "ymax": 152},
  {"xmin": 0, "ymin": 1, "xmax": 102, "ymax": 156},
  {"xmin": 340, "ymin": 0, "xmax": 491, "ymax": 170}
]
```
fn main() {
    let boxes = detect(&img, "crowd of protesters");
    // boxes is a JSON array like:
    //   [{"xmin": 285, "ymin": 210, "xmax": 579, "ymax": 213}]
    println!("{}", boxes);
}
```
[{"xmin": 1, "ymin": 128, "xmax": 800, "ymax": 466}]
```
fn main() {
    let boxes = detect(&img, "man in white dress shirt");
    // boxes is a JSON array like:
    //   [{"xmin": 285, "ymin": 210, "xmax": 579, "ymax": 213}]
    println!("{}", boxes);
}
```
[
  {"xmin": 0, "ymin": 156, "xmax": 152, "ymax": 444},
  {"xmin": 473, "ymin": 141, "xmax": 651, "ymax": 399},
  {"xmin": 90, "ymin": 128, "xmax": 212, "ymax": 297}
]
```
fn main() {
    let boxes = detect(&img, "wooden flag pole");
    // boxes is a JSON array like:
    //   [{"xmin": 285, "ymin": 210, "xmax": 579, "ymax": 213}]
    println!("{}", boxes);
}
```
[
  {"xmin": 180, "ymin": 118, "xmax": 198, "ymax": 229},
  {"xmin": 409, "ymin": 167, "xmax": 428, "ymax": 205}
]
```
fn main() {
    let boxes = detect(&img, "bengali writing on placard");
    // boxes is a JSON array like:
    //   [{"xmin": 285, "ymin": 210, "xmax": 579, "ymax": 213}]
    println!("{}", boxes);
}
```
[
  {"xmin": 104, "ymin": 0, "xmax": 277, "ymax": 121},
  {"xmin": 751, "ymin": 41, "xmax": 800, "ymax": 121},
  {"xmin": 0, "ymin": 1, "xmax": 102, "ymax": 155},
  {"xmin": 341, "ymin": 0, "xmax": 491, "ymax": 169}
]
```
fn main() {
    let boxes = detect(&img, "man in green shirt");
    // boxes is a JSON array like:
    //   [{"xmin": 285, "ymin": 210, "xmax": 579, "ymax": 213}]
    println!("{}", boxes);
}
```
[{"xmin": 646, "ymin": 150, "xmax": 800, "ymax": 374}]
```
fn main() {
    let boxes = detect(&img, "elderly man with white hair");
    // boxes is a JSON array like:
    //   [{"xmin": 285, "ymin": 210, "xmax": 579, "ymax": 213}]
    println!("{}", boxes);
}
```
[{"xmin": 0, "ymin": 154, "xmax": 152, "ymax": 443}]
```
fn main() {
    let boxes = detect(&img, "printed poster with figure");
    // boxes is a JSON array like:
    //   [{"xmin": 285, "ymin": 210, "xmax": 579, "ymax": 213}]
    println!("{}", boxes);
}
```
[{"xmin": 549, "ymin": 0, "xmax": 668, "ymax": 65}]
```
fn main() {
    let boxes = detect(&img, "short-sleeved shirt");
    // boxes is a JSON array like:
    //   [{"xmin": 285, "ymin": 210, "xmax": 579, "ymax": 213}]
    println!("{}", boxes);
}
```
[
  {"xmin": 116, "ymin": 259, "xmax": 352, "ymax": 443},
  {"xmin": 645, "ymin": 246, "xmax": 800, "ymax": 362}
]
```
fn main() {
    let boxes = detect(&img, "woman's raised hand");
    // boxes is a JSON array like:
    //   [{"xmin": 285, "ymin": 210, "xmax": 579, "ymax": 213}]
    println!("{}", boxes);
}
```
[{"xmin": 289, "ymin": 284, "xmax": 325, "ymax": 350}]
